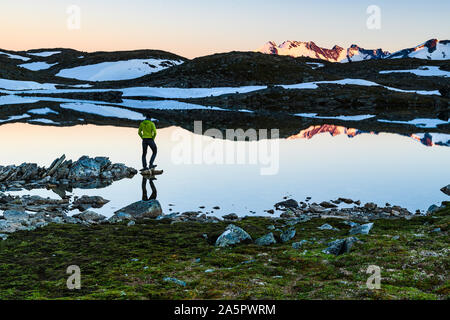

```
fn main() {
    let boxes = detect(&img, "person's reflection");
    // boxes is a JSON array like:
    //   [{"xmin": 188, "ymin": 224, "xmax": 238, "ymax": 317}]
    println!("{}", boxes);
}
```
[{"xmin": 142, "ymin": 176, "xmax": 157, "ymax": 201}]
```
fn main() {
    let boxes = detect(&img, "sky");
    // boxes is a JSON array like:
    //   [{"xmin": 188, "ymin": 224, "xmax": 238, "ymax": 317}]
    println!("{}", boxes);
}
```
[{"xmin": 0, "ymin": 0, "xmax": 449, "ymax": 58}]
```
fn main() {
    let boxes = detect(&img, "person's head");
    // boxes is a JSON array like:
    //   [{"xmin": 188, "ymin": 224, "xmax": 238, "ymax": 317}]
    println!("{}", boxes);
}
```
[{"xmin": 145, "ymin": 114, "xmax": 152, "ymax": 121}]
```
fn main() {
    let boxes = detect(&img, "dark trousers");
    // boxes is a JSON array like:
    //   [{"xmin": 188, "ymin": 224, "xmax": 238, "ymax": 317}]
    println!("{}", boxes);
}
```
[{"xmin": 142, "ymin": 138, "xmax": 157, "ymax": 169}]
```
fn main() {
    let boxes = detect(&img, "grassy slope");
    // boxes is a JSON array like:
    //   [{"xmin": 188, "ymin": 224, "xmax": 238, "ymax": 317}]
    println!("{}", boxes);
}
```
[{"xmin": 0, "ymin": 204, "xmax": 448, "ymax": 300}]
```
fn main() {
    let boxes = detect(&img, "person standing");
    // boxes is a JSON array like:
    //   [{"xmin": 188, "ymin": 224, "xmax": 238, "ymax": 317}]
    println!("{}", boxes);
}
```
[{"xmin": 138, "ymin": 116, "xmax": 157, "ymax": 171}]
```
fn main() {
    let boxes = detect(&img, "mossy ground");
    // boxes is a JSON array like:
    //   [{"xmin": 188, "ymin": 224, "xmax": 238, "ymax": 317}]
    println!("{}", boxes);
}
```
[{"xmin": 0, "ymin": 205, "xmax": 448, "ymax": 300}]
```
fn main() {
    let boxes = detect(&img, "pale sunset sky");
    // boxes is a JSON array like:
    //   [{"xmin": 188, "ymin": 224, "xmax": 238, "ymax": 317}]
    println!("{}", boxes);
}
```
[{"xmin": 0, "ymin": 0, "xmax": 449, "ymax": 58}]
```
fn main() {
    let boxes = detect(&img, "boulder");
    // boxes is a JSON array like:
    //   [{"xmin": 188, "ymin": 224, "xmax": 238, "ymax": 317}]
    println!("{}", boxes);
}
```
[
  {"xmin": 3, "ymin": 210, "xmax": 28, "ymax": 221},
  {"xmin": 255, "ymin": 233, "xmax": 277, "ymax": 246},
  {"xmin": 115, "ymin": 200, "xmax": 162, "ymax": 219},
  {"xmin": 280, "ymin": 227, "xmax": 296, "ymax": 243},
  {"xmin": 349, "ymin": 223, "xmax": 374, "ymax": 235},
  {"xmin": 275, "ymin": 199, "xmax": 299, "ymax": 210},
  {"xmin": 223, "ymin": 213, "xmax": 238, "ymax": 220},
  {"xmin": 72, "ymin": 196, "xmax": 110, "ymax": 211},
  {"xmin": 323, "ymin": 237, "xmax": 360, "ymax": 256},
  {"xmin": 215, "ymin": 224, "xmax": 252, "ymax": 247},
  {"xmin": 320, "ymin": 201, "xmax": 338, "ymax": 208},
  {"xmin": 73, "ymin": 210, "xmax": 106, "ymax": 222}
]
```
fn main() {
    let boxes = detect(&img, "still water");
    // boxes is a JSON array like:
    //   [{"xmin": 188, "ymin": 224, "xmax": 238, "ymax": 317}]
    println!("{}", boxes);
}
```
[{"xmin": 1, "ymin": 123, "xmax": 449, "ymax": 217}]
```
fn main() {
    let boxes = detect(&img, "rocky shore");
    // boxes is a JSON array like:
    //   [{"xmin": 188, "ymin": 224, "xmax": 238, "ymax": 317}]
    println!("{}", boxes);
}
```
[{"xmin": 0, "ymin": 155, "xmax": 137, "ymax": 193}]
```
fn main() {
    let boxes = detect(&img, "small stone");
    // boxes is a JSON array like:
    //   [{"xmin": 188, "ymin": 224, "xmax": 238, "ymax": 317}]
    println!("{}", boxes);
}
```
[
  {"xmin": 0, "ymin": 233, "xmax": 8, "ymax": 241},
  {"xmin": 292, "ymin": 240, "xmax": 309, "ymax": 249},
  {"xmin": 73, "ymin": 210, "xmax": 106, "ymax": 222},
  {"xmin": 163, "ymin": 277, "xmax": 186, "ymax": 287},
  {"xmin": 275, "ymin": 199, "xmax": 299, "ymax": 210},
  {"xmin": 127, "ymin": 221, "xmax": 136, "ymax": 226},
  {"xmin": 318, "ymin": 224, "xmax": 338, "ymax": 231},
  {"xmin": 431, "ymin": 228, "xmax": 441, "ymax": 233},
  {"xmin": 204, "ymin": 269, "xmax": 215, "ymax": 273}
]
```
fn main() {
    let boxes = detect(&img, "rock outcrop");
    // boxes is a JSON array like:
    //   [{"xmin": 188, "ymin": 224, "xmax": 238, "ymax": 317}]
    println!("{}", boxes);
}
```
[{"xmin": 0, "ymin": 155, "xmax": 137, "ymax": 193}]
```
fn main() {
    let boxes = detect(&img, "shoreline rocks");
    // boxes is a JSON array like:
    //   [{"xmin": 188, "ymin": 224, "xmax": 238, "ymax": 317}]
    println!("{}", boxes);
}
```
[{"xmin": 0, "ymin": 155, "xmax": 137, "ymax": 193}]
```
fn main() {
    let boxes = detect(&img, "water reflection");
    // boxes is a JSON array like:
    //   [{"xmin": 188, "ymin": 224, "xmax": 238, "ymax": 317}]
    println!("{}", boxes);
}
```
[
  {"xmin": 142, "ymin": 176, "xmax": 157, "ymax": 201},
  {"xmin": 288, "ymin": 124, "xmax": 450, "ymax": 147}
]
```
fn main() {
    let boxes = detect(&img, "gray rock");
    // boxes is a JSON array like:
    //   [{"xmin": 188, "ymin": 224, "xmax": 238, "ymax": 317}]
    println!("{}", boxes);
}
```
[
  {"xmin": 255, "ymin": 233, "xmax": 277, "ymax": 246},
  {"xmin": 0, "ymin": 233, "xmax": 8, "ymax": 240},
  {"xmin": 127, "ymin": 221, "xmax": 136, "ymax": 226},
  {"xmin": 343, "ymin": 221, "xmax": 360, "ymax": 228},
  {"xmin": 275, "ymin": 199, "xmax": 299, "ymax": 210},
  {"xmin": 223, "ymin": 213, "xmax": 238, "ymax": 220},
  {"xmin": 215, "ymin": 224, "xmax": 252, "ymax": 247},
  {"xmin": 3, "ymin": 210, "xmax": 28, "ymax": 221},
  {"xmin": 156, "ymin": 213, "xmax": 178, "ymax": 220},
  {"xmin": 320, "ymin": 201, "xmax": 338, "ymax": 208},
  {"xmin": 431, "ymin": 228, "xmax": 441, "ymax": 233},
  {"xmin": 72, "ymin": 195, "xmax": 109, "ymax": 211},
  {"xmin": 349, "ymin": 223, "xmax": 374, "ymax": 235},
  {"xmin": 323, "ymin": 237, "xmax": 360, "ymax": 256},
  {"xmin": 115, "ymin": 200, "xmax": 162, "ymax": 219},
  {"xmin": 73, "ymin": 210, "xmax": 106, "ymax": 222},
  {"xmin": 292, "ymin": 240, "xmax": 309, "ymax": 249},
  {"xmin": 427, "ymin": 204, "xmax": 441, "ymax": 214},
  {"xmin": 163, "ymin": 277, "xmax": 186, "ymax": 287},
  {"xmin": 280, "ymin": 227, "xmax": 296, "ymax": 243},
  {"xmin": 318, "ymin": 223, "xmax": 338, "ymax": 231},
  {"xmin": 440, "ymin": 185, "xmax": 450, "ymax": 196}
]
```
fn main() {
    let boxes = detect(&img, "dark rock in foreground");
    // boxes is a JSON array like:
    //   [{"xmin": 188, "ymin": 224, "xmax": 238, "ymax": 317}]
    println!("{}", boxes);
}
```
[
  {"xmin": 113, "ymin": 200, "xmax": 163, "ymax": 220},
  {"xmin": 215, "ymin": 224, "xmax": 252, "ymax": 247},
  {"xmin": 323, "ymin": 237, "xmax": 361, "ymax": 256}
]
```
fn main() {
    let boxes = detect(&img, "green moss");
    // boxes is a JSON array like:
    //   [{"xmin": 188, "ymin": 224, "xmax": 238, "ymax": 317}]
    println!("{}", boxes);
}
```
[{"xmin": 0, "ymin": 205, "xmax": 448, "ymax": 300}]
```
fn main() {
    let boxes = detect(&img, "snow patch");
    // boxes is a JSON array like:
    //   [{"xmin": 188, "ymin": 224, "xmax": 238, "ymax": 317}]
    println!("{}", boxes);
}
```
[
  {"xmin": 56, "ymin": 59, "xmax": 184, "ymax": 81},
  {"xmin": 60, "ymin": 102, "xmax": 145, "ymax": 120},
  {"xmin": 295, "ymin": 113, "xmax": 375, "ymax": 121},
  {"xmin": 19, "ymin": 62, "xmax": 58, "ymax": 71},
  {"xmin": 0, "ymin": 79, "xmax": 57, "ymax": 91},
  {"xmin": 379, "ymin": 66, "xmax": 450, "ymax": 77},
  {"xmin": 378, "ymin": 118, "xmax": 449, "ymax": 128},
  {"xmin": 27, "ymin": 51, "xmax": 61, "ymax": 57},
  {"xmin": 28, "ymin": 108, "xmax": 58, "ymax": 115},
  {"xmin": 0, "ymin": 51, "xmax": 30, "ymax": 61}
]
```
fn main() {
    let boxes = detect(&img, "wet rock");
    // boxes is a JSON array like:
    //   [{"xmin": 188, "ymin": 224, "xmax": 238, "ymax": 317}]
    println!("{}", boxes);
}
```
[
  {"xmin": 320, "ymin": 201, "xmax": 338, "ymax": 209},
  {"xmin": 114, "ymin": 200, "xmax": 162, "ymax": 219},
  {"xmin": 337, "ymin": 198, "xmax": 354, "ymax": 204},
  {"xmin": 364, "ymin": 202, "xmax": 378, "ymax": 210},
  {"xmin": 275, "ymin": 199, "xmax": 299, "ymax": 210},
  {"xmin": 323, "ymin": 237, "xmax": 360, "ymax": 256},
  {"xmin": 3, "ymin": 210, "xmax": 28, "ymax": 221},
  {"xmin": 349, "ymin": 223, "xmax": 374, "ymax": 235},
  {"xmin": 280, "ymin": 227, "xmax": 296, "ymax": 243},
  {"xmin": 0, "ymin": 155, "xmax": 137, "ymax": 192},
  {"xmin": 73, "ymin": 210, "xmax": 106, "ymax": 222},
  {"xmin": 223, "ymin": 213, "xmax": 238, "ymax": 220},
  {"xmin": 440, "ymin": 185, "xmax": 450, "ymax": 196},
  {"xmin": 156, "ymin": 212, "xmax": 178, "ymax": 220},
  {"xmin": 215, "ymin": 224, "xmax": 252, "ymax": 247},
  {"xmin": 72, "ymin": 196, "xmax": 109, "ymax": 211},
  {"xmin": 255, "ymin": 233, "xmax": 277, "ymax": 246}
]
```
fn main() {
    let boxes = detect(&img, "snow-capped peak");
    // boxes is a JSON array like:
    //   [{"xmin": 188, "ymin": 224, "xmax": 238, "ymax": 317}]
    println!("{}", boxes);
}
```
[
  {"xmin": 257, "ymin": 41, "xmax": 387, "ymax": 63},
  {"xmin": 387, "ymin": 39, "xmax": 449, "ymax": 60}
]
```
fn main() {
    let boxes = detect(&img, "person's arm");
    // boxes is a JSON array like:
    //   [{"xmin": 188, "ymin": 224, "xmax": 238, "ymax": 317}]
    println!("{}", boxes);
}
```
[
  {"xmin": 138, "ymin": 122, "xmax": 144, "ymax": 138},
  {"xmin": 151, "ymin": 121, "xmax": 157, "ymax": 138}
]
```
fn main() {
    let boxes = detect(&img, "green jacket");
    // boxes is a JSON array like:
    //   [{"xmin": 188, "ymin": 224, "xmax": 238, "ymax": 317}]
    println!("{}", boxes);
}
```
[{"xmin": 138, "ymin": 120, "xmax": 157, "ymax": 139}]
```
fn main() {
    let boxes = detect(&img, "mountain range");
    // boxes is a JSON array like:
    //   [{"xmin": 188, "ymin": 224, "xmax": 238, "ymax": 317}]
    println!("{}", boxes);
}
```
[{"xmin": 258, "ymin": 39, "xmax": 450, "ymax": 63}]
